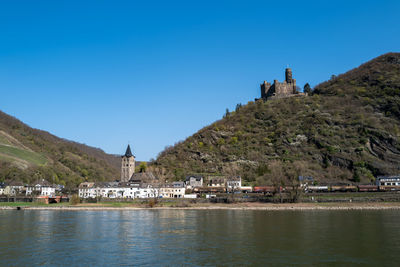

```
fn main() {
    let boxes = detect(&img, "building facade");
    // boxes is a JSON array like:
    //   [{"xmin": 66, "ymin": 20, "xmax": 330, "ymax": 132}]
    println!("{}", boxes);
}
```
[
  {"xmin": 25, "ymin": 180, "xmax": 56, "ymax": 197},
  {"xmin": 185, "ymin": 175, "xmax": 203, "ymax": 189},
  {"xmin": 78, "ymin": 182, "xmax": 160, "ymax": 199},
  {"xmin": 226, "ymin": 176, "xmax": 242, "ymax": 190},
  {"xmin": 208, "ymin": 177, "xmax": 226, "ymax": 187},
  {"xmin": 159, "ymin": 185, "xmax": 185, "ymax": 198}
]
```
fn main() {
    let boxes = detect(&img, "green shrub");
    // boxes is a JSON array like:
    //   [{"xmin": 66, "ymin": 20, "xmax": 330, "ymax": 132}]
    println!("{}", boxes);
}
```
[
  {"xmin": 69, "ymin": 195, "xmax": 80, "ymax": 205},
  {"xmin": 230, "ymin": 137, "xmax": 238, "ymax": 144}
]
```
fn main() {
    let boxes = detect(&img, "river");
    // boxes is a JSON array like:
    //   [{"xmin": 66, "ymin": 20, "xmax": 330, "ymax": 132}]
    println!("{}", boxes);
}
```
[{"xmin": 0, "ymin": 210, "xmax": 399, "ymax": 266}]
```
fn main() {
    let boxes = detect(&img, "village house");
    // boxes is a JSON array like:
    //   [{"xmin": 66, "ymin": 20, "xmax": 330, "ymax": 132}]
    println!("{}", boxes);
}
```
[
  {"xmin": 0, "ymin": 182, "xmax": 5, "ymax": 195},
  {"xmin": 117, "ymin": 183, "xmax": 159, "ymax": 199},
  {"xmin": 185, "ymin": 175, "xmax": 203, "ymax": 189},
  {"xmin": 78, "ymin": 182, "xmax": 98, "ymax": 198},
  {"xmin": 103, "ymin": 185, "xmax": 130, "ymax": 199},
  {"xmin": 159, "ymin": 183, "xmax": 185, "ymax": 198},
  {"xmin": 136, "ymin": 185, "xmax": 159, "ymax": 198},
  {"xmin": 25, "ymin": 179, "xmax": 56, "ymax": 197},
  {"xmin": 2, "ymin": 185, "xmax": 13, "ymax": 196},
  {"xmin": 226, "ymin": 176, "xmax": 242, "ymax": 190},
  {"xmin": 172, "ymin": 181, "xmax": 185, "ymax": 188},
  {"xmin": 208, "ymin": 177, "xmax": 226, "ymax": 187},
  {"xmin": 3, "ymin": 181, "xmax": 25, "ymax": 196}
]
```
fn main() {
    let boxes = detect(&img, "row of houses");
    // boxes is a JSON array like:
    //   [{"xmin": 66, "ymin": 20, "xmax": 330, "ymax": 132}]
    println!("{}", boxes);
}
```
[
  {"xmin": 78, "ymin": 181, "xmax": 186, "ymax": 199},
  {"xmin": 0, "ymin": 180, "xmax": 61, "ymax": 197},
  {"xmin": 78, "ymin": 175, "xmax": 250, "ymax": 199},
  {"xmin": 4, "ymin": 174, "xmax": 400, "ymax": 200},
  {"xmin": 185, "ymin": 175, "xmax": 248, "ymax": 190}
]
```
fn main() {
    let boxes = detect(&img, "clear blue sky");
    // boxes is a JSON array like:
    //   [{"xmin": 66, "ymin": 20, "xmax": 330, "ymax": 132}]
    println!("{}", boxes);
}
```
[{"xmin": 1, "ymin": 0, "xmax": 399, "ymax": 160}]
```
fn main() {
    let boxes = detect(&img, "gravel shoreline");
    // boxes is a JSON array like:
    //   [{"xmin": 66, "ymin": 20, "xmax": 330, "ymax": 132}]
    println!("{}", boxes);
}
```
[{"xmin": 2, "ymin": 203, "xmax": 400, "ymax": 211}]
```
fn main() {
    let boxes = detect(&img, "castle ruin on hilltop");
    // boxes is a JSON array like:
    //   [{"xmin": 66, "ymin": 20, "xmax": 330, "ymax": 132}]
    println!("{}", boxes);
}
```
[{"xmin": 260, "ymin": 68, "xmax": 306, "ymax": 100}]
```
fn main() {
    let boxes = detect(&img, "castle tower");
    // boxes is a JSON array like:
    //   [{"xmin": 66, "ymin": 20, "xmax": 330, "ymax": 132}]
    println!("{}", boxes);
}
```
[
  {"xmin": 260, "ymin": 81, "xmax": 271, "ymax": 99},
  {"xmin": 121, "ymin": 144, "xmax": 135, "ymax": 182},
  {"xmin": 285, "ymin": 68, "xmax": 293, "ymax": 83}
]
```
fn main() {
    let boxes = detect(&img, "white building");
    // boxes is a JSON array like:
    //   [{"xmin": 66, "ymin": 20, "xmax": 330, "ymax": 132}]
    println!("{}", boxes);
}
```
[
  {"xmin": 185, "ymin": 175, "xmax": 203, "ymax": 189},
  {"xmin": 184, "ymin": 194, "xmax": 198, "ymax": 199},
  {"xmin": 3, "ymin": 181, "xmax": 25, "ymax": 196},
  {"xmin": 40, "ymin": 186, "xmax": 56, "ymax": 196},
  {"xmin": 159, "ymin": 183, "xmax": 185, "ymax": 198},
  {"xmin": 26, "ymin": 179, "xmax": 56, "ymax": 197},
  {"xmin": 78, "ymin": 182, "xmax": 98, "ymax": 198},
  {"xmin": 78, "ymin": 182, "xmax": 160, "ymax": 199},
  {"xmin": 136, "ymin": 186, "xmax": 159, "ymax": 198},
  {"xmin": 0, "ymin": 186, "xmax": 5, "ymax": 195},
  {"xmin": 78, "ymin": 182, "xmax": 188, "ymax": 199},
  {"xmin": 226, "ymin": 176, "xmax": 241, "ymax": 190}
]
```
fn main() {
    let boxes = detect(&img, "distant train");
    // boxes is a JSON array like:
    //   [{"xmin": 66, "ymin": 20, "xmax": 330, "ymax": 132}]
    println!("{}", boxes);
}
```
[
  {"xmin": 306, "ymin": 184, "xmax": 393, "ymax": 193},
  {"xmin": 254, "ymin": 184, "xmax": 399, "ymax": 194},
  {"xmin": 253, "ymin": 186, "xmax": 279, "ymax": 194}
]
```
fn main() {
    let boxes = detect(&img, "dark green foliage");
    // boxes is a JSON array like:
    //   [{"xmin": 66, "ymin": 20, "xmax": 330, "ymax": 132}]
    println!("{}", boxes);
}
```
[
  {"xmin": 304, "ymin": 83, "xmax": 312, "ymax": 94},
  {"xmin": 314, "ymin": 53, "xmax": 400, "ymax": 119},
  {"xmin": 137, "ymin": 162, "xmax": 148, "ymax": 173},
  {"xmin": 224, "ymin": 108, "xmax": 230, "ymax": 118}
]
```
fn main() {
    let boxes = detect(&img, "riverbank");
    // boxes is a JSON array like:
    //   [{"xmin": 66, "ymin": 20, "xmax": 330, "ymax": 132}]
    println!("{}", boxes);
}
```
[{"xmin": 2, "ymin": 202, "xmax": 400, "ymax": 210}]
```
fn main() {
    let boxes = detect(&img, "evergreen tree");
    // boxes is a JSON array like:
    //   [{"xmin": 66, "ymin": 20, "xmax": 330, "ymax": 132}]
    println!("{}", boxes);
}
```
[
  {"xmin": 225, "ymin": 108, "xmax": 230, "ymax": 118},
  {"xmin": 304, "ymin": 83, "xmax": 312, "ymax": 94}
]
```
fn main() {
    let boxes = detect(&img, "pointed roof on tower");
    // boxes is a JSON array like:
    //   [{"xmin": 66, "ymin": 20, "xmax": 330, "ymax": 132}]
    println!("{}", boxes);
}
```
[{"xmin": 123, "ymin": 144, "xmax": 134, "ymax": 158}]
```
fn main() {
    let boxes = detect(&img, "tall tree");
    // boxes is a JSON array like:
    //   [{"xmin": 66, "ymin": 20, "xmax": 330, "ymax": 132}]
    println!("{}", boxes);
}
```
[
  {"xmin": 303, "ymin": 83, "xmax": 312, "ymax": 94},
  {"xmin": 224, "ymin": 108, "xmax": 230, "ymax": 118}
]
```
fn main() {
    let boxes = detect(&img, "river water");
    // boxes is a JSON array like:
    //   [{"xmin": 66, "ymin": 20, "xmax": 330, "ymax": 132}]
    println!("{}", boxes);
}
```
[{"xmin": 0, "ymin": 209, "xmax": 399, "ymax": 266}]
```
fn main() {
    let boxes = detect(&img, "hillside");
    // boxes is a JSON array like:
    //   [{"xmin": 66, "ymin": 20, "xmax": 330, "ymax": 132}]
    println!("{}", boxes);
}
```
[
  {"xmin": 0, "ymin": 111, "xmax": 120, "ymax": 187},
  {"xmin": 153, "ymin": 53, "xmax": 400, "ymax": 186}
]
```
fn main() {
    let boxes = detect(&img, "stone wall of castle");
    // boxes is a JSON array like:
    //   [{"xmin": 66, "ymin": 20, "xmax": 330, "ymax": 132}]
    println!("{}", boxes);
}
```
[{"xmin": 274, "ymin": 79, "xmax": 296, "ymax": 95}]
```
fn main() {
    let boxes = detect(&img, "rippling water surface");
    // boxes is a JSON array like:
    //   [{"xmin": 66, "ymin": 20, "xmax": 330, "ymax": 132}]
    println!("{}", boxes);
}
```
[{"xmin": 1, "ymin": 209, "xmax": 400, "ymax": 266}]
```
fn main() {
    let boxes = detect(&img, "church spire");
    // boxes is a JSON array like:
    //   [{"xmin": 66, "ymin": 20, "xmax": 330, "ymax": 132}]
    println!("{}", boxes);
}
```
[{"xmin": 124, "ymin": 144, "xmax": 133, "ymax": 158}]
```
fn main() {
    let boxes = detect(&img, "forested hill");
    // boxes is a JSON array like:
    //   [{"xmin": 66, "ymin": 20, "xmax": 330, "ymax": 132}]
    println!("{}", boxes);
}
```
[
  {"xmin": 0, "ymin": 110, "xmax": 120, "ymax": 187},
  {"xmin": 153, "ymin": 53, "xmax": 400, "ymax": 186}
]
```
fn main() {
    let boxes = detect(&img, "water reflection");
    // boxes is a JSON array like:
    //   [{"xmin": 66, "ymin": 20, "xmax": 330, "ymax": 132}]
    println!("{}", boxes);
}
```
[{"xmin": 1, "ymin": 210, "xmax": 400, "ymax": 266}]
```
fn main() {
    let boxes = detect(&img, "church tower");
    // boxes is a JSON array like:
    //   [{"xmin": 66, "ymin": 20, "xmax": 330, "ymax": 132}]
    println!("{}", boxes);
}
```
[{"xmin": 121, "ymin": 144, "xmax": 135, "ymax": 182}]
